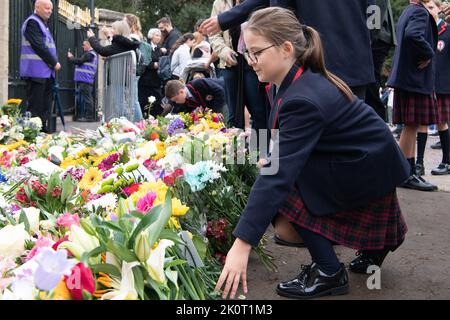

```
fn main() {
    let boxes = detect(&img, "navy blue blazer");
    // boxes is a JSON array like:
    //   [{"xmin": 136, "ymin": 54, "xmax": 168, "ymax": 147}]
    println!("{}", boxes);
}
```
[
  {"xmin": 218, "ymin": 0, "xmax": 375, "ymax": 87},
  {"xmin": 171, "ymin": 78, "xmax": 226, "ymax": 113},
  {"xmin": 387, "ymin": 3, "xmax": 438, "ymax": 95},
  {"xmin": 233, "ymin": 65, "xmax": 410, "ymax": 247},
  {"xmin": 436, "ymin": 20, "xmax": 450, "ymax": 94}
]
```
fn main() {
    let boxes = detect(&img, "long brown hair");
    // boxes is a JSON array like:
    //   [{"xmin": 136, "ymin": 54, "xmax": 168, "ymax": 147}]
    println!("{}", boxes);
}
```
[
  {"xmin": 246, "ymin": 7, "xmax": 354, "ymax": 100},
  {"xmin": 170, "ymin": 33, "xmax": 195, "ymax": 54}
]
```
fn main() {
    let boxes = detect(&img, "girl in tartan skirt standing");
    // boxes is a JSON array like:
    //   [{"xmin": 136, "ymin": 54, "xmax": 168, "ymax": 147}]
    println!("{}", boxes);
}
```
[
  {"xmin": 215, "ymin": 7, "xmax": 410, "ymax": 300},
  {"xmin": 416, "ymin": 0, "xmax": 450, "ymax": 176},
  {"xmin": 387, "ymin": 0, "xmax": 439, "ymax": 191}
]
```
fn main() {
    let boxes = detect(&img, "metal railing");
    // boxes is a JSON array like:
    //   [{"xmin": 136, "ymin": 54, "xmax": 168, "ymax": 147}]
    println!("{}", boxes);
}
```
[{"xmin": 103, "ymin": 50, "xmax": 137, "ymax": 123}]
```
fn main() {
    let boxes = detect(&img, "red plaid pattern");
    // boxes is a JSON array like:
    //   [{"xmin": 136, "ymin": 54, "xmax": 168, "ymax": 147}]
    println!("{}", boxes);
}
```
[
  {"xmin": 278, "ymin": 189, "xmax": 408, "ymax": 251},
  {"xmin": 437, "ymin": 94, "xmax": 450, "ymax": 123},
  {"xmin": 393, "ymin": 89, "xmax": 439, "ymax": 125}
]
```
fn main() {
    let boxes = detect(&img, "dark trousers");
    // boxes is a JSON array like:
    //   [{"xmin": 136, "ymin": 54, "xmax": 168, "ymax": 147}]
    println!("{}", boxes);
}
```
[
  {"xmin": 77, "ymin": 82, "xmax": 95, "ymax": 120},
  {"xmin": 25, "ymin": 77, "xmax": 54, "ymax": 132},
  {"xmin": 350, "ymin": 85, "xmax": 367, "ymax": 101},
  {"xmin": 138, "ymin": 83, "xmax": 163, "ymax": 118},
  {"xmin": 365, "ymin": 40, "xmax": 393, "ymax": 121},
  {"xmin": 221, "ymin": 67, "xmax": 267, "ymax": 131}
]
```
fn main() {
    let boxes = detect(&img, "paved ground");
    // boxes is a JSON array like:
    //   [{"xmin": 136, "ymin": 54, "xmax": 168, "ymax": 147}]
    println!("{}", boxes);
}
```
[{"xmin": 59, "ymin": 117, "xmax": 450, "ymax": 300}]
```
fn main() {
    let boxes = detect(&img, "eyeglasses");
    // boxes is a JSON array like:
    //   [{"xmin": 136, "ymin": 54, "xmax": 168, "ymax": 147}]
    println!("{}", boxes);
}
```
[{"xmin": 244, "ymin": 44, "xmax": 276, "ymax": 63}]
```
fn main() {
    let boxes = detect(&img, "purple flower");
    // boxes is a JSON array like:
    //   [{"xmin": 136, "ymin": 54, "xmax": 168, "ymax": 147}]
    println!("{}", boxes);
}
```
[
  {"xmin": 63, "ymin": 167, "xmax": 86, "ymax": 182},
  {"xmin": 98, "ymin": 153, "xmax": 120, "ymax": 171},
  {"xmin": 167, "ymin": 118, "xmax": 185, "ymax": 136},
  {"xmin": 34, "ymin": 248, "xmax": 76, "ymax": 291}
]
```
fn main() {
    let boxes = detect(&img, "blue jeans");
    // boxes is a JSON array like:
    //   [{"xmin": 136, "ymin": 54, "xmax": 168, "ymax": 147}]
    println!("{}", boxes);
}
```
[
  {"xmin": 133, "ymin": 76, "xmax": 143, "ymax": 122},
  {"xmin": 221, "ymin": 67, "xmax": 267, "ymax": 131}
]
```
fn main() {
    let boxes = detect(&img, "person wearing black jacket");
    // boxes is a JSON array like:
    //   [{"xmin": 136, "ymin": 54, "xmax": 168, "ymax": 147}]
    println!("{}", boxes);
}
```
[
  {"xmin": 87, "ymin": 21, "xmax": 143, "ymax": 122},
  {"xmin": 201, "ymin": 0, "xmax": 376, "ymax": 99},
  {"xmin": 157, "ymin": 17, "xmax": 182, "ymax": 55},
  {"xmin": 165, "ymin": 78, "xmax": 225, "ymax": 114},
  {"xmin": 20, "ymin": 0, "xmax": 61, "ymax": 133},
  {"xmin": 139, "ymin": 28, "xmax": 164, "ymax": 117},
  {"xmin": 68, "ymin": 40, "xmax": 97, "ymax": 122},
  {"xmin": 366, "ymin": 0, "xmax": 397, "ymax": 120}
]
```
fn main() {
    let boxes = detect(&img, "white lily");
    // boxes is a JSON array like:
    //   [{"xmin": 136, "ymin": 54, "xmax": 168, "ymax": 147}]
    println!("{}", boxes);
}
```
[
  {"xmin": 146, "ymin": 239, "xmax": 174, "ymax": 284},
  {"xmin": 101, "ymin": 261, "xmax": 140, "ymax": 300},
  {"xmin": 58, "ymin": 225, "xmax": 100, "ymax": 263}
]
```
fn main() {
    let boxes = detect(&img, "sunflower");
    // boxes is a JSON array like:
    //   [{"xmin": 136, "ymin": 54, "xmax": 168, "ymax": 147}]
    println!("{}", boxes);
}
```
[{"xmin": 78, "ymin": 167, "xmax": 103, "ymax": 190}]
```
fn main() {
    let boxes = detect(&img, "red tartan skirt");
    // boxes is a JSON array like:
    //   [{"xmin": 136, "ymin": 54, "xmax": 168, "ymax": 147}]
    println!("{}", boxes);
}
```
[
  {"xmin": 393, "ymin": 89, "xmax": 439, "ymax": 125},
  {"xmin": 437, "ymin": 94, "xmax": 450, "ymax": 123},
  {"xmin": 278, "ymin": 189, "xmax": 408, "ymax": 251}
]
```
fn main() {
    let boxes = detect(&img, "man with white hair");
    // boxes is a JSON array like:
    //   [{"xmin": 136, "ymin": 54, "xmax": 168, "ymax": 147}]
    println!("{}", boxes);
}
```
[{"xmin": 20, "ymin": 0, "xmax": 61, "ymax": 133}]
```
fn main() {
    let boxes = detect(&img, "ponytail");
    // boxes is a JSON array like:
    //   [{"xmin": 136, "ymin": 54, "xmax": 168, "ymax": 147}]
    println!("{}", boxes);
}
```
[{"xmin": 299, "ymin": 26, "xmax": 354, "ymax": 101}]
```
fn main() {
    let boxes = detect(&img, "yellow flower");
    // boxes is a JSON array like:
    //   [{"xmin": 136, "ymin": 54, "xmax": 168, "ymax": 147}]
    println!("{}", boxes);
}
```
[
  {"xmin": 7, "ymin": 99, "xmax": 22, "ymax": 105},
  {"xmin": 77, "ymin": 147, "xmax": 93, "ymax": 158},
  {"xmin": 52, "ymin": 279, "xmax": 72, "ymax": 300},
  {"xmin": 132, "ymin": 180, "xmax": 168, "ymax": 206},
  {"xmin": 0, "ymin": 140, "xmax": 28, "ymax": 152},
  {"xmin": 168, "ymin": 216, "xmax": 181, "ymax": 230},
  {"xmin": 171, "ymin": 198, "xmax": 189, "ymax": 217},
  {"xmin": 152, "ymin": 142, "xmax": 166, "ymax": 160},
  {"xmin": 78, "ymin": 167, "xmax": 103, "ymax": 190},
  {"xmin": 60, "ymin": 156, "xmax": 82, "ymax": 169}
]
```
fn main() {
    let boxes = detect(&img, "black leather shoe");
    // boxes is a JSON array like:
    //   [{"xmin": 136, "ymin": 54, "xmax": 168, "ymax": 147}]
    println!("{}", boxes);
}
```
[
  {"xmin": 349, "ymin": 250, "xmax": 388, "ymax": 274},
  {"xmin": 276, "ymin": 263, "xmax": 349, "ymax": 299},
  {"xmin": 431, "ymin": 163, "xmax": 450, "ymax": 176},
  {"xmin": 415, "ymin": 163, "xmax": 425, "ymax": 177},
  {"xmin": 431, "ymin": 141, "xmax": 442, "ymax": 149},
  {"xmin": 273, "ymin": 234, "xmax": 306, "ymax": 248},
  {"xmin": 400, "ymin": 175, "xmax": 437, "ymax": 191}
]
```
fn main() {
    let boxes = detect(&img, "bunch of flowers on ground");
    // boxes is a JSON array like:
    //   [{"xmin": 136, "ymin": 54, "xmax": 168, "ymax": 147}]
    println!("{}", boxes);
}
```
[{"xmin": 0, "ymin": 107, "xmax": 274, "ymax": 300}]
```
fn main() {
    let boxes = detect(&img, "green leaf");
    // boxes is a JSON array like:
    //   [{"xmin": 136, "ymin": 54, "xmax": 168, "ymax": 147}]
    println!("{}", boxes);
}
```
[
  {"xmin": 127, "ymin": 205, "xmax": 162, "ymax": 249},
  {"xmin": 147, "ymin": 277, "xmax": 168, "ymax": 300},
  {"xmin": 90, "ymin": 263, "xmax": 121, "ymax": 278},
  {"xmin": 107, "ymin": 240, "xmax": 137, "ymax": 263},
  {"xmin": 102, "ymin": 221, "xmax": 125, "ymax": 233},
  {"xmin": 19, "ymin": 210, "xmax": 30, "ymax": 232},
  {"xmin": 159, "ymin": 230, "xmax": 184, "ymax": 245},
  {"xmin": 164, "ymin": 259, "xmax": 187, "ymax": 269},
  {"xmin": 80, "ymin": 245, "xmax": 106, "ymax": 265},
  {"xmin": 191, "ymin": 235, "xmax": 208, "ymax": 261},
  {"xmin": 132, "ymin": 266, "xmax": 145, "ymax": 300},
  {"xmin": 146, "ymin": 191, "xmax": 173, "ymax": 249}
]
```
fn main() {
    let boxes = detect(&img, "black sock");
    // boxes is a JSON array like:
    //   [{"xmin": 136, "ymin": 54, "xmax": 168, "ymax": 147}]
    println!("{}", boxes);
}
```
[
  {"xmin": 438, "ymin": 129, "xmax": 450, "ymax": 164},
  {"xmin": 291, "ymin": 224, "xmax": 341, "ymax": 275},
  {"xmin": 416, "ymin": 132, "xmax": 428, "ymax": 165},
  {"xmin": 407, "ymin": 158, "xmax": 415, "ymax": 176}
]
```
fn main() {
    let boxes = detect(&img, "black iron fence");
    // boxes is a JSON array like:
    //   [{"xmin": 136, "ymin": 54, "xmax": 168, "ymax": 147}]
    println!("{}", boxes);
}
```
[{"xmin": 8, "ymin": 0, "xmax": 90, "ymax": 114}]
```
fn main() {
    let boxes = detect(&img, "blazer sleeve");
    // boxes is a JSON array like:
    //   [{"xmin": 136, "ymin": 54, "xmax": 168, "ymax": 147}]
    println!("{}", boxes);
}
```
[
  {"xmin": 233, "ymin": 98, "xmax": 326, "ymax": 246},
  {"xmin": 218, "ymin": 0, "xmax": 269, "ymax": 31},
  {"xmin": 404, "ymin": 9, "xmax": 435, "ymax": 61},
  {"xmin": 198, "ymin": 79, "xmax": 225, "ymax": 111}
]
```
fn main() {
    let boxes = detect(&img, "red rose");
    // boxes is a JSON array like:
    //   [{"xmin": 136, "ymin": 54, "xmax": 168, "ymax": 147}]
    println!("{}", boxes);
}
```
[{"xmin": 65, "ymin": 262, "xmax": 95, "ymax": 300}]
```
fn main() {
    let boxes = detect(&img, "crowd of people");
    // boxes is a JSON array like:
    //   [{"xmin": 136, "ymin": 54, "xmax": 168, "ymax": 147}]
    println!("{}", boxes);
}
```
[{"xmin": 17, "ymin": 0, "xmax": 450, "ymax": 300}]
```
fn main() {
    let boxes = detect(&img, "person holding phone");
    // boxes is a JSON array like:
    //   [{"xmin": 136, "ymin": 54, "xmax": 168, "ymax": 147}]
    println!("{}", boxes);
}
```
[{"xmin": 208, "ymin": 0, "xmax": 268, "ymax": 135}]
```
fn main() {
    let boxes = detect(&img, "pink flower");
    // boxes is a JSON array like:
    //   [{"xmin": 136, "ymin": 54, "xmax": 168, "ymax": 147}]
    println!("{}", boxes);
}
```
[
  {"xmin": 136, "ymin": 121, "xmax": 146, "ymax": 130},
  {"xmin": 56, "ymin": 213, "xmax": 81, "ymax": 229},
  {"xmin": 136, "ymin": 192, "xmax": 157, "ymax": 214},
  {"xmin": 26, "ymin": 236, "xmax": 55, "ymax": 261}
]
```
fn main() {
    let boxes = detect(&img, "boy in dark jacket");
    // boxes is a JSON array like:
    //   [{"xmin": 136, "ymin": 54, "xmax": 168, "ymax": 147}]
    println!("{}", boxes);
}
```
[{"xmin": 164, "ymin": 78, "xmax": 225, "ymax": 114}]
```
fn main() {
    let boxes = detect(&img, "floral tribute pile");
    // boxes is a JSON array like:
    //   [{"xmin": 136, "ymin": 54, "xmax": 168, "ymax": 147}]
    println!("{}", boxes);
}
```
[{"xmin": 0, "ymin": 100, "xmax": 274, "ymax": 300}]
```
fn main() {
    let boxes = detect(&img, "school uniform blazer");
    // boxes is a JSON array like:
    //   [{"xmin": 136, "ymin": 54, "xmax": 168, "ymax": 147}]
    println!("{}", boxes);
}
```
[
  {"xmin": 233, "ymin": 65, "xmax": 410, "ymax": 247},
  {"xmin": 387, "ymin": 3, "xmax": 438, "ymax": 95},
  {"xmin": 436, "ymin": 20, "xmax": 450, "ymax": 94},
  {"xmin": 217, "ymin": 0, "xmax": 375, "ymax": 87},
  {"xmin": 171, "ymin": 78, "xmax": 226, "ymax": 113}
]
